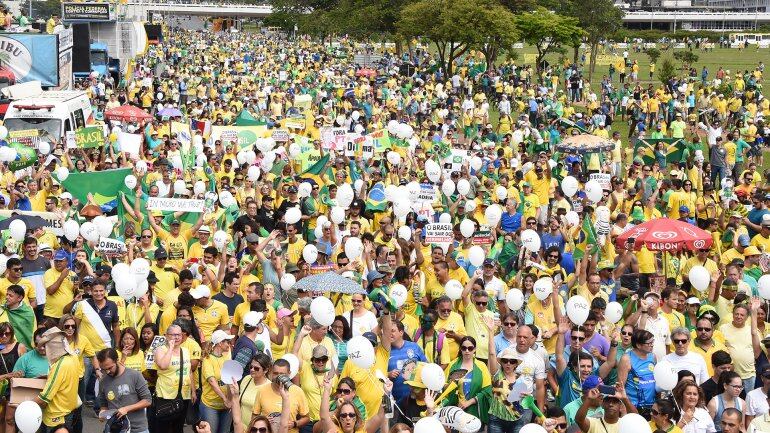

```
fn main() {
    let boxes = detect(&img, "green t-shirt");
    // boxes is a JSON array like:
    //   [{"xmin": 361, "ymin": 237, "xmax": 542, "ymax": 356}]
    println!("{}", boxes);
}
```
[{"xmin": 13, "ymin": 350, "xmax": 49, "ymax": 378}]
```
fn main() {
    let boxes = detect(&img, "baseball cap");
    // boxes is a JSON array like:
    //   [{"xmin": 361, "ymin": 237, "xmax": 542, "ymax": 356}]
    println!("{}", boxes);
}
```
[
  {"xmin": 38, "ymin": 243, "xmax": 52, "ymax": 253},
  {"xmin": 210, "ymin": 330, "xmax": 235, "ymax": 345},
  {"xmin": 312, "ymin": 345, "xmax": 329, "ymax": 359},
  {"xmin": 81, "ymin": 276, "xmax": 95, "ymax": 286},
  {"xmin": 362, "ymin": 331, "xmax": 378, "ymax": 346},
  {"xmin": 104, "ymin": 412, "xmax": 130, "ymax": 433},
  {"xmin": 738, "ymin": 234, "xmax": 751, "ymax": 247},
  {"xmin": 686, "ymin": 297, "xmax": 701, "ymax": 305},
  {"xmin": 146, "ymin": 271, "xmax": 159, "ymax": 284},
  {"xmin": 679, "ymin": 205, "xmax": 690, "ymax": 213},
  {"xmin": 730, "ymin": 258, "xmax": 745, "ymax": 267},
  {"xmin": 498, "ymin": 347, "xmax": 520, "ymax": 360},
  {"xmin": 53, "ymin": 250, "xmax": 68, "ymax": 261},
  {"xmin": 350, "ymin": 199, "xmax": 365, "ymax": 209},
  {"xmin": 366, "ymin": 270, "xmax": 385, "ymax": 282},
  {"xmin": 582, "ymin": 375, "xmax": 601, "ymax": 392},
  {"xmin": 644, "ymin": 291, "xmax": 661, "ymax": 300},
  {"xmin": 245, "ymin": 233, "xmax": 259, "ymax": 243},
  {"xmin": 243, "ymin": 311, "xmax": 264, "ymax": 327},
  {"xmin": 744, "ymin": 246, "xmax": 761, "ymax": 256},
  {"xmin": 95, "ymin": 264, "xmax": 112, "ymax": 275},
  {"xmin": 287, "ymin": 185, "xmax": 298, "ymax": 193},
  {"xmin": 597, "ymin": 260, "xmax": 615, "ymax": 271},
  {"xmin": 277, "ymin": 308, "xmax": 296, "ymax": 320},
  {"xmin": 60, "ymin": 192, "xmax": 72, "ymax": 200},
  {"xmin": 483, "ymin": 258, "xmax": 495, "ymax": 267},
  {"xmin": 198, "ymin": 225, "xmax": 211, "ymax": 234},
  {"xmin": 170, "ymin": 220, "xmax": 181, "ymax": 226},
  {"xmin": 154, "ymin": 248, "xmax": 168, "ymax": 259},
  {"xmin": 190, "ymin": 285, "xmax": 211, "ymax": 299},
  {"xmin": 522, "ymin": 181, "xmax": 532, "ymax": 188}
]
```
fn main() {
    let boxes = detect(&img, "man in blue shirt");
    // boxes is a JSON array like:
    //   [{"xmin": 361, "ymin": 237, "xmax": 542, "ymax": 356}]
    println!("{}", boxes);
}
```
[
  {"xmin": 500, "ymin": 198, "xmax": 522, "ymax": 234},
  {"xmin": 494, "ymin": 312, "xmax": 518, "ymax": 354},
  {"xmin": 387, "ymin": 320, "xmax": 427, "ymax": 402},
  {"xmin": 9, "ymin": 179, "xmax": 30, "ymax": 211}
]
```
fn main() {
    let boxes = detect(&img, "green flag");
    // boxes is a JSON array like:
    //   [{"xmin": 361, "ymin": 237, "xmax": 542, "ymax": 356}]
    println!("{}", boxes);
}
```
[
  {"xmin": 57, "ymin": 168, "xmax": 133, "ymax": 206},
  {"xmin": 573, "ymin": 214, "xmax": 599, "ymax": 261}
]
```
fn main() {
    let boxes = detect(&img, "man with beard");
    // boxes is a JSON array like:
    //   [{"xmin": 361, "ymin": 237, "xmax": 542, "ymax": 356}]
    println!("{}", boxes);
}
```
[{"xmin": 96, "ymin": 348, "xmax": 152, "ymax": 432}]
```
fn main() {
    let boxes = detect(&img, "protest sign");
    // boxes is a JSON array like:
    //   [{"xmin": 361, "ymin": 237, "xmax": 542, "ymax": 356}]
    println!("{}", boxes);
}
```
[
  {"xmin": 210, "ymin": 125, "xmax": 268, "ymax": 149},
  {"xmin": 425, "ymin": 223, "xmax": 453, "ymax": 243},
  {"xmin": 145, "ymin": 336, "xmax": 167, "ymax": 369},
  {"xmin": 416, "ymin": 183, "xmax": 437, "ymax": 203},
  {"xmin": 589, "ymin": 173, "xmax": 612, "ymax": 190},
  {"xmin": 295, "ymin": 135, "xmax": 322, "ymax": 171},
  {"xmin": 65, "ymin": 131, "xmax": 76, "ymax": 149},
  {"xmin": 74, "ymin": 126, "xmax": 104, "ymax": 149},
  {"xmin": 443, "ymin": 149, "xmax": 468, "ymax": 176},
  {"xmin": 473, "ymin": 225, "xmax": 493, "ymax": 245},
  {"xmin": 0, "ymin": 210, "xmax": 63, "ymax": 235},
  {"xmin": 171, "ymin": 122, "xmax": 192, "ymax": 153},
  {"xmin": 343, "ymin": 134, "xmax": 359, "ymax": 157},
  {"xmin": 117, "ymin": 132, "xmax": 141, "ymax": 155},
  {"xmin": 271, "ymin": 129, "xmax": 290, "ymax": 142},
  {"xmin": 294, "ymin": 94, "xmax": 312, "ymax": 112},
  {"xmin": 146, "ymin": 197, "xmax": 206, "ymax": 213},
  {"xmin": 8, "ymin": 129, "xmax": 39, "ymax": 148},
  {"xmin": 369, "ymin": 130, "xmax": 391, "ymax": 153},
  {"xmin": 97, "ymin": 237, "xmax": 126, "ymax": 254},
  {"xmin": 285, "ymin": 116, "xmax": 306, "ymax": 130},
  {"xmin": 320, "ymin": 127, "xmax": 346, "ymax": 150}
]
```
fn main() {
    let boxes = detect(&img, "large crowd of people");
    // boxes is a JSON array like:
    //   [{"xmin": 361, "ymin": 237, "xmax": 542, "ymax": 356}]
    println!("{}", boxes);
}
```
[{"xmin": 0, "ymin": 25, "xmax": 768, "ymax": 433}]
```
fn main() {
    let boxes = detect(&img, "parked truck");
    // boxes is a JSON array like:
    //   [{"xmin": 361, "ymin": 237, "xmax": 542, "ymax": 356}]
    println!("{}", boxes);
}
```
[{"xmin": 74, "ymin": 42, "xmax": 120, "ymax": 82}]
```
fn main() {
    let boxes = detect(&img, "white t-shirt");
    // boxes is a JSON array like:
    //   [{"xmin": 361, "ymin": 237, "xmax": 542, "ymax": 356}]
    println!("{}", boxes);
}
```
[
  {"xmin": 512, "ymin": 348, "xmax": 547, "ymax": 396},
  {"xmin": 680, "ymin": 407, "xmax": 716, "ymax": 433},
  {"xmin": 663, "ymin": 352, "xmax": 709, "ymax": 384},
  {"xmin": 745, "ymin": 388, "xmax": 769, "ymax": 417},
  {"xmin": 344, "ymin": 310, "xmax": 378, "ymax": 337}
]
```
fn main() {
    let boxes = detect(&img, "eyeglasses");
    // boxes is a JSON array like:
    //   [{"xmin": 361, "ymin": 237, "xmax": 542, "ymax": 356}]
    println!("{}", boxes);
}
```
[
  {"xmin": 527, "ymin": 222, "xmax": 537, "ymax": 226},
  {"xmin": 63, "ymin": 324, "xmax": 76, "ymax": 330},
  {"xmin": 503, "ymin": 322, "xmax": 517, "ymax": 327},
  {"xmin": 339, "ymin": 412, "xmax": 356, "ymax": 419},
  {"xmin": 475, "ymin": 301, "xmax": 488, "ymax": 307},
  {"xmin": 461, "ymin": 345, "xmax": 476, "ymax": 352},
  {"xmin": 571, "ymin": 336, "xmax": 585, "ymax": 342},
  {"xmin": 439, "ymin": 309, "xmax": 452, "ymax": 314},
  {"xmin": 673, "ymin": 339, "xmax": 688, "ymax": 345},
  {"xmin": 337, "ymin": 388, "xmax": 352, "ymax": 395},
  {"xmin": 312, "ymin": 356, "xmax": 329, "ymax": 363},
  {"xmin": 696, "ymin": 327, "xmax": 712, "ymax": 332},
  {"xmin": 730, "ymin": 384, "xmax": 744, "ymax": 389},
  {"xmin": 141, "ymin": 235, "xmax": 153, "ymax": 239},
  {"xmin": 250, "ymin": 365, "xmax": 262, "ymax": 371},
  {"xmin": 251, "ymin": 427, "xmax": 268, "ymax": 433},
  {"xmin": 500, "ymin": 359, "xmax": 518, "ymax": 365}
]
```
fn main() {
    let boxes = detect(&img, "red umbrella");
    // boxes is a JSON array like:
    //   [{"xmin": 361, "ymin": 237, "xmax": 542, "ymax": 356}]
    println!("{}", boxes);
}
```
[
  {"xmin": 614, "ymin": 218, "xmax": 713, "ymax": 252},
  {"xmin": 105, "ymin": 105, "xmax": 153, "ymax": 123}
]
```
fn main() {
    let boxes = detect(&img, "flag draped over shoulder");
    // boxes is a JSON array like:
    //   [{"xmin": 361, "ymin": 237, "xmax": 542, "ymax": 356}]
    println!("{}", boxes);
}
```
[
  {"xmin": 298, "ymin": 153, "xmax": 330, "ymax": 186},
  {"xmin": 366, "ymin": 182, "xmax": 388, "ymax": 212},
  {"xmin": 58, "ymin": 168, "xmax": 133, "ymax": 207},
  {"xmin": 573, "ymin": 214, "xmax": 599, "ymax": 260}
]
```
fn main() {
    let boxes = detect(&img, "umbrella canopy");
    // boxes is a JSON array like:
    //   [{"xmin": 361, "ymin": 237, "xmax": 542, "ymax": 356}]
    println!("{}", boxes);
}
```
[
  {"xmin": 105, "ymin": 105, "xmax": 153, "ymax": 123},
  {"xmin": 614, "ymin": 218, "xmax": 713, "ymax": 252},
  {"xmin": 292, "ymin": 271, "xmax": 365, "ymax": 294},
  {"xmin": 158, "ymin": 107, "xmax": 183, "ymax": 118},
  {"xmin": 0, "ymin": 214, "xmax": 49, "ymax": 231},
  {"xmin": 555, "ymin": 134, "xmax": 615, "ymax": 154}
]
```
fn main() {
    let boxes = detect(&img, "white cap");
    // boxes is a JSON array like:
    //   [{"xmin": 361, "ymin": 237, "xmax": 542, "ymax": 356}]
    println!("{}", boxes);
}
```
[
  {"xmin": 210, "ymin": 329, "xmax": 235, "ymax": 345},
  {"xmin": 243, "ymin": 311, "xmax": 264, "ymax": 327},
  {"xmin": 60, "ymin": 192, "xmax": 72, "ymax": 200},
  {"xmin": 190, "ymin": 285, "xmax": 211, "ymax": 299},
  {"xmin": 686, "ymin": 297, "xmax": 701, "ymax": 305},
  {"xmin": 198, "ymin": 225, "xmax": 211, "ymax": 234},
  {"xmin": 38, "ymin": 243, "xmax": 52, "ymax": 252}
]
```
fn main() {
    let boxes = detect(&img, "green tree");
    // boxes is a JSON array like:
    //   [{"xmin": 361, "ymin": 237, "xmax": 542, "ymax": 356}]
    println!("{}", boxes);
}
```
[
  {"xmin": 516, "ymin": 8, "xmax": 584, "ymax": 73},
  {"xmin": 265, "ymin": 0, "xmax": 340, "ymax": 34},
  {"xmin": 565, "ymin": 0, "xmax": 623, "ymax": 80},
  {"xmin": 658, "ymin": 56, "xmax": 676, "ymax": 86},
  {"xmin": 644, "ymin": 47, "xmax": 662, "ymax": 64},
  {"xmin": 328, "ymin": 0, "xmax": 410, "ymax": 40},
  {"xmin": 21, "ymin": 0, "xmax": 60, "ymax": 20},
  {"xmin": 673, "ymin": 50, "xmax": 699, "ymax": 72}
]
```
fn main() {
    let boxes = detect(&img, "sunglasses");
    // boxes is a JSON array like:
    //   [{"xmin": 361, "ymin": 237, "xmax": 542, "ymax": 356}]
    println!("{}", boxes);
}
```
[
  {"xmin": 339, "ymin": 412, "xmax": 356, "ymax": 419},
  {"xmin": 439, "ymin": 309, "xmax": 452, "ymax": 314},
  {"xmin": 673, "ymin": 339, "xmax": 688, "ymax": 345},
  {"xmin": 141, "ymin": 235, "xmax": 153, "ymax": 239},
  {"xmin": 696, "ymin": 327, "xmax": 712, "ymax": 332},
  {"xmin": 312, "ymin": 357, "xmax": 329, "ymax": 363},
  {"xmin": 548, "ymin": 254, "xmax": 559, "ymax": 259},
  {"xmin": 475, "ymin": 301, "xmax": 488, "ymax": 307},
  {"xmin": 621, "ymin": 331, "xmax": 633, "ymax": 336},
  {"xmin": 251, "ymin": 428, "xmax": 268, "ymax": 433},
  {"xmin": 461, "ymin": 345, "xmax": 476, "ymax": 352},
  {"xmin": 63, "ymin": 324, "xmax": 76, "ymax": 330},
  {"xmin": 250, "ymin": 365, "xmax": 262, "ymax": 371},
  {"xmin": 556, "ymin": 424, "xmax": 568, "ymax": 429},
  {"xmin": 337, "ymin": 388, "xmax": 352, "ymax": 395},
  {"xmin": 10, "ymin": 268, "xmax": 21, "ymax": 272},
  {"xmin": 571, "ymin": 336, "xmax": 585, "ymax": 342},
  {"xmin": 500, "ymin": 359, "xmax": 518, "ymax": 365},
  {"xmin": 651, "ymin": 409, "xmax": 661, "ymax": 416},
  {"xmin": 503, "ymin": 322, "xmax": 517, "ymax": 327}
]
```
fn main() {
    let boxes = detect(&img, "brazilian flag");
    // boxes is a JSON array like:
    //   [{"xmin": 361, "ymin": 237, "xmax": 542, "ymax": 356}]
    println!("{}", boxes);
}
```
[
  {"xmin": 633, "ymin": 138, "xmax": 689, "ymax": 166},
  {"xmin": 366, "ymin": 182, "xmax": 388, "ymax": 212},
  {"xmin": 573, "ymin": 214, "xmax": 599, "ymax": 261}
]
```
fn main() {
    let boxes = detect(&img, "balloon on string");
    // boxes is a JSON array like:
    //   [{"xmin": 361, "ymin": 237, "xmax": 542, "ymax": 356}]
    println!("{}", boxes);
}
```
[
  {"xmin": 345, "ymin": 237, "xmax": 364, "ymax": 260},
  {"xmin": 470, "ymin": 156, "xmax": 483, "ymax": 172},
  {"xmin": 465, "ymin": 200, "xmax": 476, "ymax": 213},
  {"xmin": 485, "ymin": 204, "xmax": 503, "ymax": 226},
  {"xmin": 506, "ymin": 289, "xmax": 524, "ymax": 310},
  {"xmin": 213, "ymin": 230, "xmax": 229, "ymax": 249},
  {"xmin": 425, "ymin": 160, "xmax": 441, "ymax": 183},
  {"xmin": 236, "ymin": 151, "xmax": 248, "ymax": 165},
  {"xmin": 468, "ymin": 246, "xmax": 485, "ymax": 267},
  {"xmin": 414, "ymin": 417, "xmax": 443, "ymax": 433},
  {"xmin": 457, "ymin": 179, "xmax": 471, "ymax": 196},
  {"xmin": 420, "ymin": 363, "xmax": 446, "ymax": 391},
  {"xmin": 351, "ymin": 110, "xmax": 360, "ymax": 121},
  {"xmin": 115, "ymin": 279, "xmax": 135, "ymax": 300},
  {"xmin": 759, "ymin": 275, "xmax": 770, "ymax": 300},
  {"xmin": 112, "ymin": 263, "xmax": 130, "ymax": 280},
  {"xmin": 302, "ymin": 244, "xmax": 318, "ymax": 264},
  {"xmin": 220, "ymin": 360, "xmax": 244, "ymax": 385},
  {"xmin": 439, "ymin": 213, "xmax": 451, "ymax": 224},
  {"xmin": 134, "ymin": 279, "xmax": 149, "ymax": 299},
  {"xmin": 317, "ymin": 216, "xmax": 329, "ymax": 229},
  {"xmin": 288, "ymin": 142, "xmax": 301, "ymax": 158},
  {"xmin": 441, "ymin": 179, "xmax": 455, "ymax": 196},
  {"xmin": 353, "ymin": 179, "xmax": 364, "ymax": 193},
  {"xmin": 385, "ymin": 184, "xmax": 398, "ymax": 202},
  {"xmin": 56, "ymin": 166, "xmax": 70, "ymax": 182},
  {"xmin": 519, "ymin": 424, "xmax": 547, "ymax": 433},
  {"xmin": 245, "ymin": 150, "xmax": 258, "ymax": 165},
  {"xmin": 354, "ymin": 123, "xmax": 364, "ymax": 134},
  {"xmin": 280, "ymin": 273, "xmax": 296, "ymax": 291},
  {"xmin": 63, "ymin": 220, "xmax": 80, "ymax": 242},
  {"xmin": 566, "ymin": 295, "xmax": 590, "ymax": 326},
  {"xmin": 219, "ymin": 190, "xmax": 234, "ymax": 207},
  {"xmin": 561, "ymin": 176, "xmax": 579, "ymax": 197},
  {"xmin": 80, "ymin": 221, "xmax": 99, "ymax": 243},
  {"xmin": 38, "ymin": 141, "xmax": 50, "ymax": 155},
  {"xmin": 495, "ymin": 185, "xmax": 508, "ymax": 201},
  {"xmin": 330, "ymin": 207, "xmax": 346, "ymax": 224},
  {"xmin": 460, "ymin": 219, "xmax": 476, "ymax": 238},
  {"xmin": 604, "ymin": 302, "xmax": 624, "ymax": 324},
  {"xmin": 445, "ymin": 279, "xmax": 463, "ymax": 300},
  {"xmin": 387, "ymin": 120, "xmax": 399, "ymax": 136},
  {"xmin": 688, "ymin": 266, "xmax": 710, "ymax": 292},
  {"xmin": 173, "ymin": 180, "xmax": 187, "ymax": 195},
  {"xmin": 0, "ymin": 255, "xmax": 8, "ymax": 274},
  {"xmin": 285, "ymin": 207, "xmax": 302, "ymax": 224},
  {"xmin": 298, "ymin": 182, "xmax": 312, "ymax": 198},
  {"xmin": 389, "ymin": 284, "xmax": 408, "ymax": 308},
  {"xmin": 282, "ymin": 353, "xmax": 300, "ymax": 379},
  {"xmin": 618, "ymin": 414, "xmax": 652, "ymax": 433},
  {"xmin": 337, "ymin": 184, "xmax": 355, "ymax": 208},
  {"xmin": 584, "ymin": 180, "xmax": 603, "ymax": 203},
  {"xmin": 135, "ymin": 160, "xmax": 148, "ymax": 174},
  {"xmin": 247, "ymin": 166, "xmax": 261, "ymax": 182},
  {"xmin": 565, "ymin": 211, "xmax": 580, "ymax": 227},
  {"xmin": 398, "ymin": 225, "xmax": 412, "ymax": 241},
  {"xmin": 9, "ymin": 220, "xmax": 25, "ymax": 241},
  {"xmin": 533, "ymin": 277, "xmax": 553, "ymax": 300},
  {"xmin": 310, "ymin": 297, "xmax": 335, "ymax": 326},
  {"xmin": 124, "ymin": 175, "xmax": 137, "ymax": 189},
  {"xmin": 193, "ymin": 181, "xmax": 206, "ymax": 195},
  {"xmin": 347, "ymin": 335, "xmax": 375, "ymax": 369},
  {"xmin": 387, "ymin": 151, "xmax": 401, "ymax": 166},
  {"xmin": 393, "ymin": 200, "xmax": 410, "ymax": 218},
  {"xmin": 15, "ymin": 400, "xmax": 42, "ymax": 433},
  {"xmin": 520, "ymin": 229, "xmax": 541, "ymax": 252}
]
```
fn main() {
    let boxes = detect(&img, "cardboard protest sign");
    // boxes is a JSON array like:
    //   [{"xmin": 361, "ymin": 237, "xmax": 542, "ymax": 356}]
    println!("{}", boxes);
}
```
[
  {"xmin": 97, "ymin": 237, "xmax": 126, "ymax": 254},
  {"xmin": 146, "ymin": 197, "xmax": 206, "ymax": 213},
  {"xmin": 425, "ymin": 223, "xmax": 453, "ymax": 243},
  {"xmin": 589, "ymin": 173, "xmax": 612, "ymax": 190},
  {"xmin": 75, "ymin": 126, "xmax": 104, "ymax": 149}
]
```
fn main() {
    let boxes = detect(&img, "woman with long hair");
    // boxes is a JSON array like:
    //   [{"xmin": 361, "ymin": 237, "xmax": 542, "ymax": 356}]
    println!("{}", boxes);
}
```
[
  {"xmin": 343, "ymin": 293, "xmax": 378, "ymax": 337},
  {"xmin": 329, "ymin": 315, "xmax": 351, "ymax": 373},
  {"xmin": 650, "ymin": 398, "xmax": 682, "ymax": 433},
  {"xmin": 706, "ymin": 371, "xmax": 746, "ymax": 428},
  {"xmin": 0, "ymin": 322, "xmax": 25, "ymax": 433},
  {"xmin": 444, "ymin": 336, "xmax": 492, "ymax": 424},
  {"xmin": 139, "ymin": 323, "xmax": 158, "ymax": 352},
  {"xmin": 319, "ymin": 372, "xmax": 385, "ymax": 433},
  {"xmin": 673, "ymin": 379, "xmax": 715, "ymax": 433},
  {"xmin": 59, "ymin": 314, "xmax": 99, "ymax": 403},
  {"xmin": 118, "ymin": 327, "xmax": 145, "ymax": 372},
  {"xmin": 238, "ymin": 353, "xmax": 271, "ymax": 427}
]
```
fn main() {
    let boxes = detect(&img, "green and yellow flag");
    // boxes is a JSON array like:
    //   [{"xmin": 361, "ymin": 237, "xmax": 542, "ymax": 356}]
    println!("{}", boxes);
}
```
[{"xmin": 573, "ymin": 214, "xmax": 599, "ymax": 261}]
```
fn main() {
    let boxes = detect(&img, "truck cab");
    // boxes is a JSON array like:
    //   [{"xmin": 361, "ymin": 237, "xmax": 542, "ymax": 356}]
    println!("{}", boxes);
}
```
[
  {"xmin": 75, "ymin": 42, "xmax": 120, "ymax": 82},
  {"xmin": 3, "ymin": 83, "xmax": 92, "ymax": 143}
]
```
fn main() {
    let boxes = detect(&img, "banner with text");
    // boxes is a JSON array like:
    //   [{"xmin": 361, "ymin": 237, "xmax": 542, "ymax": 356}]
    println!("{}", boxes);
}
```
[{"xmin": 146, "ymin": 197, "xmax": 205, "ymax": 213}]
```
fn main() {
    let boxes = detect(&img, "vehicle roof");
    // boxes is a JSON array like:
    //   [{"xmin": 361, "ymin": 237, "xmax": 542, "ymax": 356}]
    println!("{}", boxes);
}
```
[{"xmin": 9, "ymin": 91, "xmax": 87, "ymax": 105}]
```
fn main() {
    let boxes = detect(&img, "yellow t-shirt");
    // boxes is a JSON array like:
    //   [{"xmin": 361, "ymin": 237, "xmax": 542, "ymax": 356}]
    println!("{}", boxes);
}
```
[
  {"xmin": 414, "ymin": 331, "xmax": 451, "ymax": 365},
  {"xmin": 125, "ymin": 303, "xmax": 160, "ymax": 333},
  {"xmin": 151, "ymin": 266, "xmax": 178, "ymax": 309},
  {"xmin": 154, "ymin": 347, "xmax": 192, "ymax": 399},
  {"xmin": 340, "ymin": 346, "xmax": 389, "ymax": 420},
  {"xmin": 73, "ymin": 301, "xmax": 115, "ymax": 351},
  {"xmin": 201, "ymin": 352, "xmax": 229, "ymax": 409},
  {"xmin": 299, "ymin": 363, "xmax": 338, "ymax": 421},
  {"xmin": 39, "ymin": 355, "xmax": 80, "ymax": 427},
  {"xmin": 193, "ymin": 300, "xmax": 230, "ymax": 340},
  {"xmin": 0, "ymin": 277, "xmax": 36, "ymax": 306},
  {"xmin": 43, "ymin": 268, "xmax": 74, "ymax": 319},
  {"xmin": 719, "ymin": 322, "xmax": 756, "ymax": 379},
  {"xmin": 750, "ymin": 233, "xmax": 770, "ymax": 253},
  {"xmin": 239, "ymin": 376, "xmax": 270, "ymax": 427},
  {"xmin": 464, "ymin": 305, "xmax": 494, "ymax": 360},
  {"xmin": 298, "ymin": 336, "xmax": 337, "ymax": 369},
  {"xmin": 69, "ymin": 338, "xmax": 94, "ymax": 378},
  {"xmin": 435, "ymin": 312, "xmax": 466, "ymax": 360},
  {"xmin": 121, "ymin": 350, "xmax": 146, "ymax": 372},
  {"xmin": 253, "ymin": 384, "xmax": 309, "ymax": 433},
  {"xmin": 527, "ymin": 296, "xmax": 564, "ymax": 354}
]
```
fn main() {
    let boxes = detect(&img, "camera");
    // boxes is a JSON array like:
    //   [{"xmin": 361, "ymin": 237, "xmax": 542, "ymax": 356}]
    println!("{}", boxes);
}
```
[{"xmin": 276, "ymin": 374, "xmax": 293, "ymax": 390}]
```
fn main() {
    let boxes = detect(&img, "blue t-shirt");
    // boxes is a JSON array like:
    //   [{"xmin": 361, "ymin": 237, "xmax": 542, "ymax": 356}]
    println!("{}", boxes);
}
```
[
  {"xmin": 540, "ymin": 232, "xmax": 565, "ymax": 253},
  {"xmin": 500, "ymin": 212, "xmax": 521, "ymax": 233},
  {"xmin": 388, "ymin": 341, "xmax": 427, "ymax": 401},
  {"xmin": 14, "ymin": 197, "xmax": 30, "ymax": 211},
  {"xmin": 748, "ymin": 208, "xmax": 769, "ymax": 238},
  {"xmin": 557, "ymin": 368, "xmax": 582, "ymax": 408}
]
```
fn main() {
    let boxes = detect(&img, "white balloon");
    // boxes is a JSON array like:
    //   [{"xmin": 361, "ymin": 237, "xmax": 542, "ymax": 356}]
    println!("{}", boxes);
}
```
[
  {"xmin": 604, "ymin": 301, "xmax": 624, "ymax": 324},
  {"xmin": 282, "ymin": 353, "xmax": 300, "ymax": 379},
  {"xmin": 468, "ymin": 246, "xmax": 485, "ymax": 267},
  {"xmin": 303, "ymin": 244, "xmax": 319, "ymax": 264},
  {"xmin": 688, "ymin": 265, "xmax": 710, "ymax": 292},
  {"xmin": 111, "ymin": 262, "xmax": 130, "ymax": 280},
  {"xmin": 221, "ymin": 360, "xmax": 244, "ymax": 385},
  {"xmin": 337, "ymin": 183, "xmax": 355, "ymax": 208},
  {"xmin": 285, "ymin": 207, "xmax": 302, "ymax": 224},
  {"xmin": 520, "ymin": 229, "xmax": 541, "ymax": 252},
  {"xmin": 135, "ymin": 160, "xmax": 148, "ymax": 174},
  {"xmin": 115, "ymin": 278, "xmax": 135, "ymax": 300},
  {"xmin": 465, "ymin": 200, "xmax": 476, "ymax": 213},
  {"xmin": 759, "ymin": 275, "xmax": 770, "ymax": 300},
  {"xmin": 566, "ymin": 295, "xmax": 590, "ymax": 326},
  {"xmin": 393, "ymin": 200, "xmax": 411, "ymax": 218},
  {"xmin": 330, "ymin": 207, "xmax": 346, "ymax": 225},
  {"xmin": 520, "ymin": 424, "xmax": 548, "ymax": 433},
  {"xmin": 38, "ymin": 141, "xmax": 50, "ymax": 155},
  {"xmin": 298, "ymin": 182, "xmax": 312, "ymax": 198},
  {"xmin": 445, "ymin": 279, "xmax": 463, "ymax": 300},
  {"xmin": 414, "ymin": 417, "xmax": 444, "ymax": 433},
  {"xmin": 420, "ymin": 363, "xmax": 446, "ymax": 392},
  {"xmin": 398, "ymin": 225, "xmax": 412, "ymax": 241},
  {"xmin": 387, "ymin": 151, "xmax": 401, "ymax": 166},
  {"xmin": 565, "ymin": 211, "xmax": 579, "ymax": 227},
  {"xmin": 170, "ymin": 155, "xmax": 183, "ymax": 170},
  {"xmin": 533, "ymin": 277, "xmax": 553, "ymax": 301},
  {"xmin": 310, "ymin": 297, "xmax": 335, "ymax": 327},
  {"xmin": 389, "ymin": 284, "xmax": 408, "ymax": 308},
  {"xmin": 317, "ymin": 216, "xmax": 329, "ymax": 230},
  {"xmin": 247, "ymin": 166, "xmax": 261, "ymax": 182},
  {"xmin": 345, "ymin": 237, "xmax": 364, "ymax": 260},
  {"xmin": 561, "ymin": 176, "xmax": 579, "ymax": 198},
  {"xmin": 173, "ymin": 179, "xmax": 187, "ymax": 195},
  {"xmin": 213, "ymin": 230, "xmax": 229, "ymax": 250},
  {"xmin": 15, "ymin": 400, "xmax": 42, "ymax": 433},
  {"xmin": 485, "ymin": 204, "xmax": 503, "ymax": 227},
  {"xmin": 0, "ymin": 255, "xmax": 7, "ymax": 274},
  {"xmin": 124, "ymin": 174, "xmax": 137, "ymax": 190},
  {"xmin": 425, "ymin": 160, "xmax": 442, "ymax": 183},
  {"xmin": 288, "ymin": 142, "xmax": 301, "ymax": 158},
  {"xmin": 354, "ymin": 124, "xmax": 364, "ymax": 134},
  {"xmin": 385, "ymin": 184, "xmax": 399, "ymax": 203},
  {"xmin": 495, "ymin": 185, "xmax": 508, "ymax": 201},
  {"xmin": 441, "ymin": 179, "xmax": 455, "ymax": 196},
  {"xmin": 470, "ymin": 156, "xmax": 483, "ymax": 172},
  {"xmin": 218, "ymin": 190, "xmax": 234, "ymax": 207},
  {"xmin": 314, "ymin": 225, "xmax": 324, "ymax": 240},
  {"xmin": 351, "ymin": 110, "xmax": 360, "ymax": 121},
  {"xmin": 134, "ymin": 279, "xmax": 149, "ymax": 299},
  {"xmin": 460, "ymin": 219, "xmax": 476, "ymax": 238},
  {"xmin": 506, "ymin": 289, "xmax": 524, "ymax": 311},
  {"xmin": 439, "ymin": 213, "xmax": 451, "ymax": 224},
  {"xmin": 652, "ymin": 360, "xmax": 678, "ymax": 391},
  {"xmin": 0, "ymin": 126, "xmax": 8, "ymax": 140},
  {"xmin": 618, "ymin": 414, "xmax": 653, "ymax": 433},
  {"xmin": 236, "ymin": 151, "xmax": 248, "ymax": 166},
  {"xmin": 457, "ymin": 179, "xmax": 471, "ymax": 196},
  {"xmin": 9, "ymin": 219, "xmax": 26, "ymax": 241},
  {"xmin": 387, "ymin": 120, "xmax": 400, "ymax": 136},
  {"xmin": 353, "ymin": 179, "xmax": 364, "ymax": 193},
  {"xmin": 245, "ymin": 150, "xmax": 258, "ymax": 165},
  {"xmin": 585, "ymin": 180, "xmax": 603, "ymax": 203},
  {"xmin": 280, "ymin": 273, "xmax": 296, "ymax": 291},
  {"xmin": 94, "ymin": 216, "xmax": 113, "ymax": 238},
  {"xmin": 347, "ymin": 335, "xmax": 375, "ymax": 369},
  {"xmin": 193, "ymin": 181, "xmax": 206, "ymax": 195},
  {"xmin": 128, "ymin": 258, "xmax": 150, "ymax": 281},
  {"xmin": 63, "ymin": 219, "xmax": 80, "ymax": 242}
]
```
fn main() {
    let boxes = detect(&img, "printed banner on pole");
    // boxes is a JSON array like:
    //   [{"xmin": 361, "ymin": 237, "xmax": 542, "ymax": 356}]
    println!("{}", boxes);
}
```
[
  {"xmin": 0, "ymin": 210, "xmax": 63, "ymax": 235},
  {"xmin": 285, "ymin": 116, "xmax": 306, "ymax": 130},
  {"xmin": 416, "ymin": 183, "xmax": 437, "ymax": 203},
  {"xmin": 8, "ymin": 129, "xmax": 39, "ymax": 147},
  {"xmin": 294, "ymin": 135, "xmax": 321, "ymax": 172},
  {"xmin": 145, "ymin": 335, "xmax": 167, "ymax": 369},
  {"xmin": 146, "ymin": 197, "xmax": 205, "ymax": 213},
  {"xmin": 369, "ymin": 130, "xmax": 391, "ymax": 153},
  {"xmin": 210, "ymin": 125, "xmax": 268, "ymax": 149},
  {"xmin": 320, "ymin": 127, "xmax": 346, "ymax": 150},
  {"xmin": 75, "ymin": 126, "xmax": 104, "ymax": 149},
  {"xmin": 425, "ymin": 223, "xmax": 453, "ymax": 243}
]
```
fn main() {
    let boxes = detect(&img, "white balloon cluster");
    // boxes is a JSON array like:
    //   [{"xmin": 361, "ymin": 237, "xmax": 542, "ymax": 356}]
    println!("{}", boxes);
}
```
[{"xmin": 0, "ymin": 146, "xmax": 17, "ymax": 162}]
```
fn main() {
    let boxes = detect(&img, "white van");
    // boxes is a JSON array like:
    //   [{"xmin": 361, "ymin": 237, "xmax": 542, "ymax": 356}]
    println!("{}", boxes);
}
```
[{"xmin": 3, "ymin": 81, "xmax": 92, "ymax": 142}]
